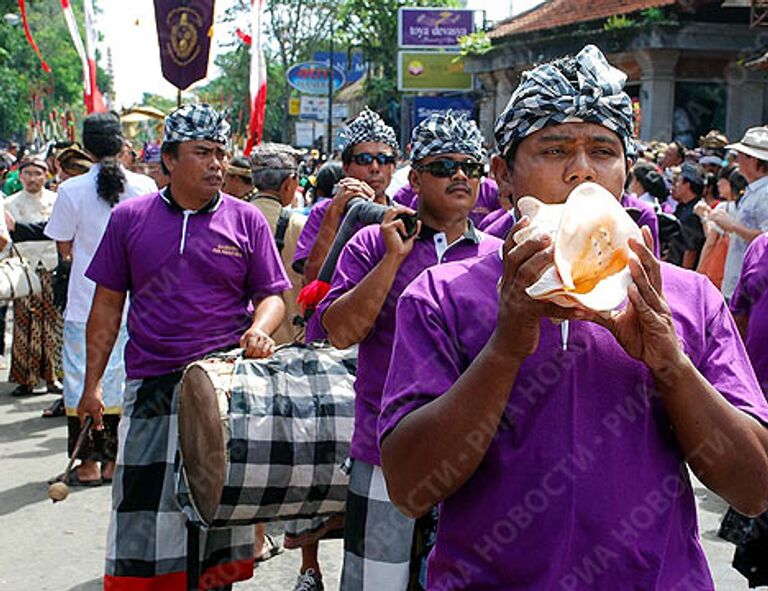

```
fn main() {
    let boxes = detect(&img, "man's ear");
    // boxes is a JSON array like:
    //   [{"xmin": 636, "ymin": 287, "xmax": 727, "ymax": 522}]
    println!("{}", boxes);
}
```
[
  {"xmin": 162, "ymin": 152, "xmax": 176, "ymax": 175},
  {"xmin": 408, "ymin": 166, "xmax": 421, "ymax": 194},
  {"xmin": 491, "ymin": 154, "xmax": 514, "ymax": 202}
]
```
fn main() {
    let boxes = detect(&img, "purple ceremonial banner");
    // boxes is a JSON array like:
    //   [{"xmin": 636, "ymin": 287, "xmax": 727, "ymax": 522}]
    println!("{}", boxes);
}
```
[
  {"xmin": 398, "ymin": 8, "xmax": 474, "ymax": 48},
  {"xmin": 154, "ymin": 0, "xmax": 214, "ymax": 90}
]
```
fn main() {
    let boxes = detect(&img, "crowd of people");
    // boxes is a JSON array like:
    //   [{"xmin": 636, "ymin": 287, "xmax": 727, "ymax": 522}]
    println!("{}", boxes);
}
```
[{"xmin": 1, "ymin": 42, "xmax": 767, "ymax": 591}]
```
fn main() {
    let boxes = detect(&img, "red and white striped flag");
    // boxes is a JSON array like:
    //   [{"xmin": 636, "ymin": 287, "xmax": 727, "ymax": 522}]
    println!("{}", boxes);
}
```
[
  {"xmin": 60, "ymin": 0, "xmax": 89, "ymax": 98},
  {"xmin": 61, "ymin": 0, "xmax": 103, "ymax": 113},
  {"xmin": 83, "ymin": 0, "xmax": 105, "ymax": 112},
  {"xmin": 244, "ymin": 0, "xmax": 267, "ymax": 155}
]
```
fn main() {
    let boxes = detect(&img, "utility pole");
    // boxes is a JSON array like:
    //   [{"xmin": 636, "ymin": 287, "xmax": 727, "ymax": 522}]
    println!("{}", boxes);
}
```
[{"xmin": 327, "ymin": 12, "xmax": 334, "ymax": 156}]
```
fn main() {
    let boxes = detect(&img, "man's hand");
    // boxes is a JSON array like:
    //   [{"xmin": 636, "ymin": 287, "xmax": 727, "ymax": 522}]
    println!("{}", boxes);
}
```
[
  {"xmin": 330, "ymin": 178, "xmax": 375, "ymax": 212},
  {"xmin": 491, "ymin": 217, "xmax": 585, "ymax": 360},
  {"xmin": 587, "ymin": 226, "xmax": 685, "ymax": 375},
  {"xmin": 4, "ymin": 210, "xmax": 15, "ymax": 232},
  {"xmin": 381, "ymin": 206, "xmax": 420, "ymax": 260},
  {"xmin": 240, "ymin": 326, "xmax": 275, "ymax": 359},
  {"xmin": 708, "ymin": 208, "xmax": 735, "ymax": 232},
  {"xmin": 77, "ymin": 388, "xmax": 104, "ymax": 430}
]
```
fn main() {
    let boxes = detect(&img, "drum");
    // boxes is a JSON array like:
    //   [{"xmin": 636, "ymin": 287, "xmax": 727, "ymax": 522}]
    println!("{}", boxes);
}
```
[{"xmin": 176, "ymin": 343, "xmax": 357, "ymax": 528}]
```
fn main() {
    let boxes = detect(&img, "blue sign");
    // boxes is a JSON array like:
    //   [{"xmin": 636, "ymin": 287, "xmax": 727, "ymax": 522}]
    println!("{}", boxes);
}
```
[
  {"xmin": 413, "ymin": 96, "xmax": 475, "ymax": 128},
  {"xmin": 313, "ymin": 51, "xmax": 365, "ymax": 86},
  {"xmin": 286, "ymin": 62, "xmax": 346, "ymax": 95}
]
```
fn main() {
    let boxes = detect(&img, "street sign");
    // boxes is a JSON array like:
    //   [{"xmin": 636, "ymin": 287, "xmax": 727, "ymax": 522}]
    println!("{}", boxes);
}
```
[
  {"xmin": 413, "ymin": 96, "xmax": 475, "ymax": 128},
  {"xmin": 295, "ymin": 121, "xmax": 317, "ymax": 147},
  {"xmin": 398, "ymin": 8, "xmax": 474, "ymax": 49},
  {"xmin": 398, "ymin": 51, "xmax": 473, "ymax": 92},
  {"xmin": 289, "ymin": 96, "xmax": 301, "ymax": 116},
  {"xmin": 286, "ymin": 62, "xmax": 346, "ymax": 95},
  {"xmin": 313, "ymin": 51, "xmax": 366, "ymax": 86},
  {"xmin": 299, "ymin": 96, "xmax": 349, "ymax": 121}
]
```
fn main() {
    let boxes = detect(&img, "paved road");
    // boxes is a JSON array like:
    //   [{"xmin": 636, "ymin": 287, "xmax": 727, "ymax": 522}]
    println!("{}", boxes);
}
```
[{"xmin": 0, "ymin": 384, "xmax": 758, "ymax": 590}]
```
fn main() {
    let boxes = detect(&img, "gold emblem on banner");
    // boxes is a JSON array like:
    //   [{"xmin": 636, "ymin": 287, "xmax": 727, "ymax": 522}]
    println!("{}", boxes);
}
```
[{"xmin": 166, "ymin": 7, "xmax": 202, "ymax": 66}]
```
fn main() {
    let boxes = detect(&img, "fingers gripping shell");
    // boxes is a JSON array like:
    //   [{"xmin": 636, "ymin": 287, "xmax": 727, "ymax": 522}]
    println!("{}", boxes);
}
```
[{"xmin": 516, "ymin": 183, "xmax": 643, "ymax": 312}]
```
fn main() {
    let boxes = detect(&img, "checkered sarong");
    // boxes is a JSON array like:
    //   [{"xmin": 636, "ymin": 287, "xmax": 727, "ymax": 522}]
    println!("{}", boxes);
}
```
[
  {"xmin": 176, "ymin": 343, "xmax": 357, "ymax": 528},
  {"xmin": 340, "ymin": 460, "xmax": 416, "ymax": 591},
  {"xmin": 105, "ymin": 373, "xmax": 254, "ymax": 591}
]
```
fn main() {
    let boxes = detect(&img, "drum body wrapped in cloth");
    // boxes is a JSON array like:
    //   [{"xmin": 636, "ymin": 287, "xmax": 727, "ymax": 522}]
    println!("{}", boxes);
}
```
[{"xmin": 176, "ymin": 343, "xmax": 357, "ymax": 528}]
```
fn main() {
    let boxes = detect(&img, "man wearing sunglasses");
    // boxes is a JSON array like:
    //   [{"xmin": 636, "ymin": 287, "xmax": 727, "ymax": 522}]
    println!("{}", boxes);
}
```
[
  {"xmin": 296, "ymin": 108, "xmax": 399, "ymax": 284},
  {"xmin": 317, "ymin": 111, "xmax": 502, "ymax": 591}
]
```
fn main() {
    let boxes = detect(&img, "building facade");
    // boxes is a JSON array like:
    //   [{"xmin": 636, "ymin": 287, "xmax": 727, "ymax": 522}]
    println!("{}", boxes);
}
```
[{"xmin": 466, "ymin": 0, "xmax": 768, "ymax": 147}]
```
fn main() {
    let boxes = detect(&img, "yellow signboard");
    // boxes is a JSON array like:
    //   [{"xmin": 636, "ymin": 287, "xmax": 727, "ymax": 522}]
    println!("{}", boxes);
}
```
[
  {"xmin": 398, "ymin": 51, "xmax": 473, "ymax": 92},
  {"xmin": 289, "ymin": 96, "xmax": 301, "ymax": 116}
]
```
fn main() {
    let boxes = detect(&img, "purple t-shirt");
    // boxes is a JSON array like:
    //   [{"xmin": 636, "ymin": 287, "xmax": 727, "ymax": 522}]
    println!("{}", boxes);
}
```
[
  {"xmin": 380, "ymin": 252, "xmax": 768, "ymax": 590},
  {"xmin": 86, "ymin": 191, "xmax": 291, "ymax": 379},
  {"xmin": 622, "ymin": 192, "xmax": 661, "ymax": 258},
  {"xmin": 393, "ymin": 177, "xmax": 500, "ymax": 226},
  {"xmin": 293, "ymin": 198, "xmax": 331, "ymax": 266},
  {"xmin": 730, "ymin": 233, "xmax": 768, "ymax": 394},
  {"xmin": 483, "ymin": 209, "xmax": 516, "ymax": 239},
  {"xmin": 477, "ymin": 207, "xmax": 508, "ymax": 231},
  {"xmin": 317, "ymin": 224, "xmax": 501, "ymax": 465}
]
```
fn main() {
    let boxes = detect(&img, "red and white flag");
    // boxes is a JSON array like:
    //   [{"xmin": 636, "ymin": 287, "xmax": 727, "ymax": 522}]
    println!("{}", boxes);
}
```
[
  {"xmin": 83, "ymin": 0, "xmax": 105, "ymax": 112},
  {"xmin": 61, "ymin": 0, "xmax": 104, "ymax": 113},
  {"xmin": 244, "ymin": 0, "xmax": 267, "ymax": 155}
]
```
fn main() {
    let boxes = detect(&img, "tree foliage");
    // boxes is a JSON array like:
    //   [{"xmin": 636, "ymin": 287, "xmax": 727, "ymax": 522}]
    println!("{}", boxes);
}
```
[
  {"xmin": 335, "ymin": 0, "xmax": 461, "ymax": 119},
  {"xmin": 202, "ymin": 0, "xmax": 464, "ymax": 148},
  {"xmin": 0, "ymin": 0, "xmax": 112, "ymax": 144}
]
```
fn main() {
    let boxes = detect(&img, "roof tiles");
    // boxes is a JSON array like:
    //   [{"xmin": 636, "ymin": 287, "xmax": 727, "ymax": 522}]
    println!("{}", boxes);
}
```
[{"xmin": 489, "ymin": 0, "xmax": 678, "ymax": 38}]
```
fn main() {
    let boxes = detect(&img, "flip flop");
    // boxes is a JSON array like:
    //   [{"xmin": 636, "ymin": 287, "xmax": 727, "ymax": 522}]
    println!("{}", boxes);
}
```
[
  {"xmin": 47, "ymin": 471, "xmax": 103, "ymax": 487},
  {"xmin": 254, "ymin": 533, "xmax": 283, "ymax": 564},
  {"xmin": 42, "ymin": 398, "xmax": 65, "ymax": 418}
]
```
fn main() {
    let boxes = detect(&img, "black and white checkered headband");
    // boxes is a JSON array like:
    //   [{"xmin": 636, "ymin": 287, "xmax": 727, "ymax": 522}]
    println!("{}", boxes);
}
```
[
  {"xmin": 164, "ymin": 103, "xmax": 230, "ymax": 144},
  {"xmin": 339, "ymin": 107, "xmax": 399, "ymax": 154},
  {"xmin": 494, "ymin": 45, "xmax": 634, "ymax": 158},
  {"xmin": 410, "ymin": 111, "xmax": 485, "ymax": 163}
]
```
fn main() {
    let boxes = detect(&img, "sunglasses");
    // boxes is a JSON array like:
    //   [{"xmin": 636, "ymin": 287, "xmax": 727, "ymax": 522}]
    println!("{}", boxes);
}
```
[
  {"xmin": 351, "ymin": 152, "xmax": 397, "ymax": 166},
  {"xmin": 415, "ymin": 159, "xmax": 485, "ymax": 179}
]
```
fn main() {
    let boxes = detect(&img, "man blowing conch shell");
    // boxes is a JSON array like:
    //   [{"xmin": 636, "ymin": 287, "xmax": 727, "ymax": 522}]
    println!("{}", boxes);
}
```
[{"xmin": 377, "ymin": 45, "xmax": 768, "ymax": 590}]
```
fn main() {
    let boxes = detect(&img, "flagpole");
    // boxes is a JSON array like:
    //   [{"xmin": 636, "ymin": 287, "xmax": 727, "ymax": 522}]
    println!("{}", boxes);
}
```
[
  {"xmin": 177, "ymin": 89, "xmax": 182, "ymax": 108},
  {"xmin": 327, "ymin": 20, "xmax": 333, "ymax": 157}
]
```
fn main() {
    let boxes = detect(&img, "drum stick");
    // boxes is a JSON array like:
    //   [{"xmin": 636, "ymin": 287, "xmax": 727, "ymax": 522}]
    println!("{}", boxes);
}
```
[{"xmin": 48, "ymin": 416, "xmax": 93, "ymax": 503}]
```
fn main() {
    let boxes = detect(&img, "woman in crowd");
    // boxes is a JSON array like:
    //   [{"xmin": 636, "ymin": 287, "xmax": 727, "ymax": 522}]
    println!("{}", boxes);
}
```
[
  {"xmin": 696, "ymin": 167, "xmax": 748, "ymax": 289},
  {"xmin": 5, "ymin": 156, "xmax": 62, "ymax": 397}
]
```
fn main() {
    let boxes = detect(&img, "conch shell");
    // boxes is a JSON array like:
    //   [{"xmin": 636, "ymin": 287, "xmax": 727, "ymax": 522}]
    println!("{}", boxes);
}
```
[{"xmin": 514, "ymin": 182, "xmax": 642, "ymax": 312}]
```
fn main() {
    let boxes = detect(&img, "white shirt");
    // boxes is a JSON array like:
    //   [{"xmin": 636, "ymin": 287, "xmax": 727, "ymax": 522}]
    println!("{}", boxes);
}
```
[
  {"xmin": 722, "ymin": 174, "xmax": 768, "ymax": 298},
  {"xmin": 45, "ymin": 164, "xmax": 157, "ymax": 322},
  {"xmin": 6, "ymin": 188, "xmax": 58, "ymax": 270}
]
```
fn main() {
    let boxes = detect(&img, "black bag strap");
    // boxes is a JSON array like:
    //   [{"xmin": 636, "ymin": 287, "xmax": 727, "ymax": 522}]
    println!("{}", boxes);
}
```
[{"xmin": 274, "ymin": 209, "xmax": 291, "ymax": 253}]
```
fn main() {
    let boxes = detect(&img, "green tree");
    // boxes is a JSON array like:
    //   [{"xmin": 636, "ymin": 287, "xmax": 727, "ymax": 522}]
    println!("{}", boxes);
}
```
[
  {"xmin": 0, "ymin": 0, "xmax": 112, "ymax": 143},
  {"xmin": 198, "ymin": 0, "xmax": 338, "ymax": 146},
  {"xmin": 336, "ymin": 0, "xmax": 462, "ymax": 122}
]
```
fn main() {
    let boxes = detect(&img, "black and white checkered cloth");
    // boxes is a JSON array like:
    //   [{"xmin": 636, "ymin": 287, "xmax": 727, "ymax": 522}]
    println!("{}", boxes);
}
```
[
  {"xmin": 164, "ymin": 103, "xmax": 230, "ymax": 143},
  {"xmin": 494, "ymin": 44, "xmax": 634, "ymax": 157},
  {"xmin": 340, "ymin": 460, "xmax": 416, "ymax": 590},
  {"xmin": 410, "ymin": 110, "xmax": 485, "ymax": 163},
  {"xmin": 339, "ymin": 107, "xmax": 399, "ymax": 155},
  {"xmin": 106, "ymin": 373, "xmax": 254, "ymax": 588},
  {"xmin": 176, "ymin": 343, "xmax": 357, "ymax": 528}
]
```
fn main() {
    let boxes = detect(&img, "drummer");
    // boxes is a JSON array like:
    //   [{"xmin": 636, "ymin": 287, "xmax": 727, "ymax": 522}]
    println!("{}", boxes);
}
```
[
  {"xmin": 378, "ymin": 45, "xmax": 768, "ymax": 590},
  {"xmin": 318, "ymin": 111, "xmax": 502, "ymax": 590},
  {"xmin": 79, "ymin": 104, "xmax": 290, "ymax": 591}
]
